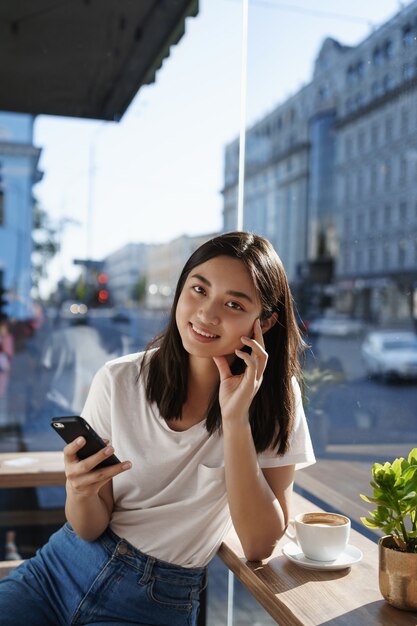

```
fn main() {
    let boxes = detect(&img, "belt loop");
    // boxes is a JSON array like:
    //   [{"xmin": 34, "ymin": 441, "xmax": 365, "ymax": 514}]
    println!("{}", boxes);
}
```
[{"xmin": 138, "ymin": 555, "xmax": 155, "ymax": 584}]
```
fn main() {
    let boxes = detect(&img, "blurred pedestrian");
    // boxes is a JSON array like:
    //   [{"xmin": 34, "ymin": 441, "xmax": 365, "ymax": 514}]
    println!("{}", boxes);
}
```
[{"xmin": 0, "ymin": 315, "xmax": 14, "ymax": 425}]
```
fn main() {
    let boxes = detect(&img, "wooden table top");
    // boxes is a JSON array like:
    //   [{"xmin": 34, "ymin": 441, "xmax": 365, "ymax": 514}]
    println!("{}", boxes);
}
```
[
  {"xmin": 2, "ymin": 451, "xmax": 416, "ymax": 625},
  {"xmin": 0, "ymin": 451, "xmax": 65, "ymax": 488},
  {"xmin": 219, "ymin": 491, "xmax": 417, "ymax": 626}
]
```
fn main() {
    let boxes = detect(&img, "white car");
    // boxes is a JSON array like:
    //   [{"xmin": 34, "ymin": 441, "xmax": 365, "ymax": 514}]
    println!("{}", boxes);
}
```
[
  {"xmin": 308, "ymin": 314, "xmax": 364, "ymax": 337},
  {"xmin": 361, "ymin": 331, "xmax": 417, "ymax": 380},
  {"xmin": 59, "ymin": 300, "xmax": 89, "ymax": 321}
]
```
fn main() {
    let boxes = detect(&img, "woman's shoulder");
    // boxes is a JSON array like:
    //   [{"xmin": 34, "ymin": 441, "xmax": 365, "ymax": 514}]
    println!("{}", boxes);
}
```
[{"xmin": 103, "ymin": 348, "xmax": 158, "ymax": 376}]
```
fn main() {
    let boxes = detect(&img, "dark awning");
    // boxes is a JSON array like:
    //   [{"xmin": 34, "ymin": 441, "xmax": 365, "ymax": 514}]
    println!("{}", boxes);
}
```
[{"xmin": 0, "ymin": 0, "xmax": 198, "ymax": 120}]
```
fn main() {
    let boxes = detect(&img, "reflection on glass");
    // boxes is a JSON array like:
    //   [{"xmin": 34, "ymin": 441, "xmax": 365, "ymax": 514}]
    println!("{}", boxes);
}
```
[{"xmin": 1, "ymin": 1, "xmax": 417, "ymax": 623}]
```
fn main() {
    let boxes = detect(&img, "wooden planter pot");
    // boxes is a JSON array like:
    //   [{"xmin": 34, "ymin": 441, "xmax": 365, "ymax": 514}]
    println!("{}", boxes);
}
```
[{"xmin": 379, "ymin": 536, "xmax": 417, "ymax": 611}]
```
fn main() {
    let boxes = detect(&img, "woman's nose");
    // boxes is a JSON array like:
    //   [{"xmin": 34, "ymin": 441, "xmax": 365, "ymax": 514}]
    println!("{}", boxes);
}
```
[{"xmin": 198, "ymin": 301, "xmax": 220, "ymax": 325}]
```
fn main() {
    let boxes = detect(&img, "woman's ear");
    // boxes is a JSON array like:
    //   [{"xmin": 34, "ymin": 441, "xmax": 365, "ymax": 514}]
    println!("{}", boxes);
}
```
[{"xmin": 260, "ymin": 312, "xmax": 278, "ymax": 334}]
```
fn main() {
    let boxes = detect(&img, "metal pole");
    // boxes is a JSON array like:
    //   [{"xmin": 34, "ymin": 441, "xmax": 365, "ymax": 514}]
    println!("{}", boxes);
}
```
[
  {"xmin": 236, "ymin": 0, "xmax": 249, "ymax": 231},
  {"xmin": 227, "ymin": 570, "xmax": 235, "ymax": 626},
  {"xmin": 86, "ymin": 122, "xmax": 107, "ymax": 260}
]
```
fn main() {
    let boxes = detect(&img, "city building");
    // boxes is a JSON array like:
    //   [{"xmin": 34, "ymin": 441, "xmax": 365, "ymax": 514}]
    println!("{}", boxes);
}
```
[
  {"xmin": 0, "ymin": 112, "xmax": 42, "ymax": 320},
  {"xmin": 103, "ymin": 242, "xmax": 148, "ymax": 307},
  {"xmin": 145, "ymin": 232, "xmax": 218, "ymax": 310},
  {"xmin": 223, "ymin": 1, "xmax": 417, "ymax": 324}
]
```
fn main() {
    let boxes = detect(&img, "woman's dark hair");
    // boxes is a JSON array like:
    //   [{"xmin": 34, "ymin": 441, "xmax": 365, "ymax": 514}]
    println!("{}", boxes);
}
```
[{"xmin": 144, "ymin": 231, "xmax": 305, "ymax": 455}]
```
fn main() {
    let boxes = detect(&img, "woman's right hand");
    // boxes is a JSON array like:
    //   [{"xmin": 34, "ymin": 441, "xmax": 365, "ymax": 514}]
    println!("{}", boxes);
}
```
[{"xmin": 64, "ymin": 436, "xmax": 132, "ymax": 499}]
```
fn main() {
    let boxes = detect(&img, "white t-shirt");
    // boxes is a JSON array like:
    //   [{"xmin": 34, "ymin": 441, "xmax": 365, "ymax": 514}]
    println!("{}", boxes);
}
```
[{"xmin": 82, "ymin": 351, "xmax": 315, "ymax": 568}]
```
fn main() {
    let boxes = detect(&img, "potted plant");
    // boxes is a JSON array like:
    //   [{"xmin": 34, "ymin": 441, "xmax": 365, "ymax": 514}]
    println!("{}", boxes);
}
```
[{"xmin": 360, "ymin": 447, "xmax": 417, "ymax": 611}]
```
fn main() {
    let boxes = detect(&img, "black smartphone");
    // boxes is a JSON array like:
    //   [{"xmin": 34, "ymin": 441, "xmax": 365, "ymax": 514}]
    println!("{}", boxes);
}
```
[{"xmin": 51, "ymin": 415, "xmax": 120, "ymax": 469}]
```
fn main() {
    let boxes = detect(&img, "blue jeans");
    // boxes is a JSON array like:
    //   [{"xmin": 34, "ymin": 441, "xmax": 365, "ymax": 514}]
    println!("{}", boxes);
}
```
[{"xmin": 0, "ymin": 523, "xmax": 207, "ymax": 626}]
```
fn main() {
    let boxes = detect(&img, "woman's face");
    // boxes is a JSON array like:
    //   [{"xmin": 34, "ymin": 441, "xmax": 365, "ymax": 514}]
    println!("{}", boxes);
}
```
[{"xmin": 175, "ymin": 255, "xmax": 263, "ymax": 361}]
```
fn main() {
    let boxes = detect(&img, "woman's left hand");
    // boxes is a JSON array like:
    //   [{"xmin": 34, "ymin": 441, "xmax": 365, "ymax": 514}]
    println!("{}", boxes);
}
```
[{"xmin": 213, "ymin": 318, "xmax": 268, "ymax": 424}]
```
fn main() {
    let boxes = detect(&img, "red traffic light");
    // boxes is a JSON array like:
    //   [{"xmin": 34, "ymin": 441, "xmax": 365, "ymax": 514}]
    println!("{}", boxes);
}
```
[
  {"xmin": 98, "ymin": 289, "xmax": 109, "ymax": 303},
  {"xmin": 98, "ymin": 273, "xmax": 108, "ymax": 284}
]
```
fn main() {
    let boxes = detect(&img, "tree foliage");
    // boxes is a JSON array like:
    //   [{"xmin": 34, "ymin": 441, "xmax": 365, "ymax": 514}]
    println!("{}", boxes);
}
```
[{"xmin": 32, "ymin": 203, "xmax": 60, "ymax": 292}]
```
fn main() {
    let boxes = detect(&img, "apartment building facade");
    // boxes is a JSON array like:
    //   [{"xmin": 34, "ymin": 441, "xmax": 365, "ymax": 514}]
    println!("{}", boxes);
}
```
[
  {"xmin": 0, "ymin": 112, "xmax": 42, "ymax": 320},
  {"xmin": 223, "ymin": 1, "xmax": 417, "ymax": 323}
]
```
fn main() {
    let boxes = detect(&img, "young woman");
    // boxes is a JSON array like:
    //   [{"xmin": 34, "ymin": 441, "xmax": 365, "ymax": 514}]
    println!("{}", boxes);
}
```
[{"xmin": 0, "ymin": 231, "xmax": 315, "ymax": 626}]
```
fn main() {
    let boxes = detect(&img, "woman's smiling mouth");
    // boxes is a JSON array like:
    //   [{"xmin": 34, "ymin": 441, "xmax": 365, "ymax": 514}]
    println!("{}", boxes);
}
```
[{"xmin": 189, "ymin": 323, "xmax": 220, "ymax": 341}]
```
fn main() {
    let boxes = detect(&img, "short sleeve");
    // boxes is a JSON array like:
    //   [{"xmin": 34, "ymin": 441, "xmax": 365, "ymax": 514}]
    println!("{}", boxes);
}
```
[
  {"xmin": 257, "ymin": 377, "xmax": 316, "ymax": 470},
  {"xmin": 80, "ymin": 364, "xmax": 112, "ymax": 442}
]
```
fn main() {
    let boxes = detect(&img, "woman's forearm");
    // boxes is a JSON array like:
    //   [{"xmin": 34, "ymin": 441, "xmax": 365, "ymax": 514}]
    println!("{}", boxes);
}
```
[
  {"xmin": 65, "ymin": 482, "xmax": 111, "ymax": 541},
  {"xmin": 222, "ymin": 419, "xmax": 286, "ymax": 561}
]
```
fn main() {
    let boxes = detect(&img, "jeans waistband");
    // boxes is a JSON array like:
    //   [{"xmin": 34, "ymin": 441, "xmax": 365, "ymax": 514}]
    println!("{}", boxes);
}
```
[{"xmin": 100, "ymin": 526, "xmax": 207, "ymax": 586}]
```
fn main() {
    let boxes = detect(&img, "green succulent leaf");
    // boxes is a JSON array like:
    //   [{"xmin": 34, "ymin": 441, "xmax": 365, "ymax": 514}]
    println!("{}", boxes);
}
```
[{"xmin": 360, "ymin": 448, "xmax": 417, "ymax": 551}]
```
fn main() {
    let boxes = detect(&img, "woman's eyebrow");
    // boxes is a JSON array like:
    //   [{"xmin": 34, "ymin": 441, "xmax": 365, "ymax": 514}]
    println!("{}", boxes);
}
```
[{"xmin": 190, "ymin": 273, "xmax": 254, "ymax": 303}]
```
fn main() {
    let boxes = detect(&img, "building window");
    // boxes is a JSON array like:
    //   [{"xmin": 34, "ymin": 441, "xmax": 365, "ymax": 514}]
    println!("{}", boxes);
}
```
[
  {"xmin": 383, "ymin": 241, "xmax": 391, "ymax": 269},
  {"xmin": 370, "ymin": 123, "xmax": 379, "ymax": 146},
  {"xmin": 357, "ymin": 171, "xmax": 364, "ymax": 199},
  {"xmin": 369, "ymin": 247, "xmax": 376, "ymax": 271},
  {"xmin": 401, "ymin": 108, "xmax": 409, "ymax": 132},
  {"xmin": 399, "ymin": 156, "xmax": 407, "ymax": 183},
  {"xmin": 384, "ymin": 204, "xmax": 391, "ymax": 224},
  {"xmin": 383, "ymin": 74, "xmax": 394, "ymax": 92},
  {"xmin": 402, "ymin": 62, "xmax": 414, "ymax": 81},
  {"xmin": 384, "ymin": 39, "xmax": 394, "ymax": 58},
  {"xmin": 398, "ymin": 240, "xmax": 407, "ymax": 267},
  {"xmin": 356, "ymin": 248, "xmax": 364, "ymax": 271},
  {"xmin": 355, "ymin": 92, "xmax": 364, "ymax": 108},
  {"xmin": 373, "ymin": 46, "xmax": 383, "ymax": 65},
  {"xmin": 385, "ymin": 116, "xmax": 393, "ymax": 142},
  {"xmin": 403, "ymin": 24, "xmax": 414, "ymax": 47},
  {"xmin": 371, "ymin": 81, "xmax": 381, "ymax": 98},
  {"xmin": 0, "ymin": 190, "xmax": 4, "ymax": 225},
  {"xmin": 399, "ymin": 200, "xmax": 407, "ymax": 222},
  {"xmin": 345, "ymin": 135, "xmax": 353, "ymax": 159},
  {"xmin": 369, "ymin": 208, "xmax": 377, "ymax": 230},
  {"xmin": 382, "ymin": 159, "xmax": 391, "ymax": 190},
  {"xmin": 370, "ymin": 164, "xmax": 377, "ymax": 192},
  {"xmin": 357, "ymin": 129, "xmax": 365, "ymax": 153}
]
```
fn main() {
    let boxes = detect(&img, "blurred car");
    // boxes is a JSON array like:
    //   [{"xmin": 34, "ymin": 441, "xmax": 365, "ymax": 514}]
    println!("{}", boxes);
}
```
[
  {"xmin": 308, "ymin": 313, "xmax": 365, "ymax": 337},
  {"xmin": 361, "ymin": 330, "xmax": 417, "ymax": 380},
  {"xmin": 59, "ymin": 300, "xmax": 89, "ymax": 321}
]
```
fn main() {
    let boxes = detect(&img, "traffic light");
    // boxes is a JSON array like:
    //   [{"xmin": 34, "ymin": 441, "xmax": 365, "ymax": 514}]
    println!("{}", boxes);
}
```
[
  {"xmin": 95, "ymin": 272, "xmax": 110, "ymax": 305},
  {"xmin": 98, "ymin": 288, "xmax": 109, "ymax": 304}
]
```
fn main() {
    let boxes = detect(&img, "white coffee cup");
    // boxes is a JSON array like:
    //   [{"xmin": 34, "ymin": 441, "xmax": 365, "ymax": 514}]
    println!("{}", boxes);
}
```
[{"xmin": 286, "ymin": 512, "xmax": 351, "ymax": 562}]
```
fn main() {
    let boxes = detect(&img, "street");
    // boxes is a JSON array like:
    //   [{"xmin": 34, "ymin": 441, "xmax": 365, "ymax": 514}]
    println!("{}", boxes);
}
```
[
  {"xmin": 304, "ymin": 334, "xmax": 417, "ymax": 455},
  {"xmin": 1, "ymin": 312, "xmax": 416, "ymax": 625},
  {"xmin": 3, "ymin": 312, "xmax": 416, "ymax": 457}
]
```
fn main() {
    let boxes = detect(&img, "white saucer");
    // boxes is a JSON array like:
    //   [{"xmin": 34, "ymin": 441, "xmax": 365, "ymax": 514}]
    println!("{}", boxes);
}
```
[{"xmin": 282, "ymin": 541, "xmax": 363, "ymax": 571}]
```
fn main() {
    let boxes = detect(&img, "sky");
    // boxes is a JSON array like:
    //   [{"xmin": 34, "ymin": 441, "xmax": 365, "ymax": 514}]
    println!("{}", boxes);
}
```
[{"xmin": 33, "ymin": 0, "xmax": 410, "ymax": 295}]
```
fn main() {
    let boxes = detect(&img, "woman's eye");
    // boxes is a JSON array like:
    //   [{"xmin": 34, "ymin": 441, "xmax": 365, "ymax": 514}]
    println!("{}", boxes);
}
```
[
  {"xmin": 192, "ymin": 285, "xmax": 206, "ymax": 295},
  {"xmin": 226, "ymin": 301, "xmax": 244, "ymax": 311}
]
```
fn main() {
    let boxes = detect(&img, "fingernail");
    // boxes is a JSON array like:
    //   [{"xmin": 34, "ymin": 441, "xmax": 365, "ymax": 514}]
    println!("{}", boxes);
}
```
[
  {"xmin": 76, "ymin": 437, "xmax": 85, "ymax": 445},
  {"xmin": 122, "ymin": 462, "xmax": 132, "ymax": 470},
  {"xmin": 104, "ymin": 446, "xmax": 114, "ymax": 456}
]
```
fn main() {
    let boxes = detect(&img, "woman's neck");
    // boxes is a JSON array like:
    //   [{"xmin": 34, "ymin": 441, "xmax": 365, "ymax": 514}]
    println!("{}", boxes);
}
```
[
  {"xmin": 170, "ymin": 357, "xmax": 219, "ymax": 430},
  {"xmin": 187, "ymin": 355, "xmax": 219, "ymax": 395}
]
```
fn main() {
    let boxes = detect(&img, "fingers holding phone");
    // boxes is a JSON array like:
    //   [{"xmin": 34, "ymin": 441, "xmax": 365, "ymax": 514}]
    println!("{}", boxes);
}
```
[
  {"xmin": 64, "ymin": 436, "xmax": 132, "ymax": 495},
  {"xmin": 51, "ymin": 416, "xmax": 132, "ymax": 496}
]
